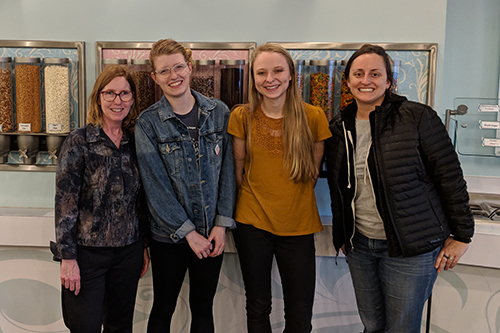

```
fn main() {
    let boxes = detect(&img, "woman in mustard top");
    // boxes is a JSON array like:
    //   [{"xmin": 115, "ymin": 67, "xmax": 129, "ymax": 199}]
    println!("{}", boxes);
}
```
[{"xmin": 228, "ymin": 43, "xmax": 331, "ymax": 333}]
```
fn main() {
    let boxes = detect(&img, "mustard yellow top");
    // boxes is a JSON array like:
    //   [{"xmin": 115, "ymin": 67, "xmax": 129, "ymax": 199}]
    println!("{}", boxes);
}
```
[{"xmin": 228, "ymin": 103, "xmax": 332, "ymax": 236}]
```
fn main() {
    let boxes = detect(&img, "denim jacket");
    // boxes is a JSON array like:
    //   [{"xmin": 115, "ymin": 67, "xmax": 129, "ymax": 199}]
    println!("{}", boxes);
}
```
[
  {"xmin": 135, "ymin": 90, "xmax": 236, "ymax": 243},
  {"xmin": 51, "ymin": 124, "xmax": 143, "ymax": 260}
]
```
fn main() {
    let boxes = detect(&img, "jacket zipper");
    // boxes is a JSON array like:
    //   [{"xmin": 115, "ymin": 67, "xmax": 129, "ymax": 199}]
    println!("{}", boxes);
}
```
[
  {"xmin": 344, "ymin": 123, "xmax": 357, "ymax": 251},
  {"xmin": 370, "ymin": 111, "xmax": 406, "ymax": 256}
]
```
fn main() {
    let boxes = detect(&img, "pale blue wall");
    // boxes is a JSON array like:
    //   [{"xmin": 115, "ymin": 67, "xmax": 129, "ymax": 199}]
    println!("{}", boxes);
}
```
[
  {"xmin": 441, "ymin": 0, "xmax": 500, "ymax": 177},
  {"xmin": 0, "ymin": 0, "xmax": 498, "ymax": 208}
]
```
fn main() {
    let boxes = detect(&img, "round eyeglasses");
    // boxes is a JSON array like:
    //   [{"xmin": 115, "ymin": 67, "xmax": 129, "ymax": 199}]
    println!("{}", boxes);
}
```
[
  {"xmin": 100, "ymin": 90, "xmax": 134, "ymax": 102},
  {"xmin": 154, "ymin": 62, "xmax": 189, "ymax": 78}
]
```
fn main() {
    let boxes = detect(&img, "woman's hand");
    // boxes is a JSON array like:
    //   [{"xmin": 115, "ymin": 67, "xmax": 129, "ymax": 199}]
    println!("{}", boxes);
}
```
[
  {"xmin": 208, "ymin": 226, "xmax": 226, "ymax": 257},
  {"xmin": 186, "ymin": 230, "xmax": 213, "ymax": 259},
  {"xmin": 61, "ymin": 259, "xmax": 81, "ymax": 295},
  {"xmin": 140, "ymin": 248, "xmax": 150, "ymax": 278},
  {"xmin": 435, "ymin": 236, "xmax": 469, "ymax": 273}
]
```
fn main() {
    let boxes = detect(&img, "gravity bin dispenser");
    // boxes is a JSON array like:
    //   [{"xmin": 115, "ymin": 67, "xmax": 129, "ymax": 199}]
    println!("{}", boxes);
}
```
[
  {"xmin": 446, "ymin": 97, "xmax": 500, "ymax": 222},
  {"xmin": 446, "ymin": 98, "xmax": 500, "ymax": 158}
]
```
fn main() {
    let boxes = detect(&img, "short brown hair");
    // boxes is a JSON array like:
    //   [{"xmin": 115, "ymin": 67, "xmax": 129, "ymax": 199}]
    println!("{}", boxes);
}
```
[
  {"xmin": 86, "ymin": 65, "xmax": 139, "ymax": 131},
  {"xmin": 149, "ymin": 39, "xmax": 193, "ymax": 71}
]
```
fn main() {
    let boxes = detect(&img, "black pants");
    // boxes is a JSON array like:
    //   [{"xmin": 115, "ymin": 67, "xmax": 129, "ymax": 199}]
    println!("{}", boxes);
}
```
[
  {"xmin": 233, "ymin": 223, "xmax": 316, "ymax": 333},
  {"xmin": 62, "ymin": 240, "xmax": 144, "ymax": 333},
  {"xmin": 147, "ymin": 239, "xmax": 224, "ymax": 333}
]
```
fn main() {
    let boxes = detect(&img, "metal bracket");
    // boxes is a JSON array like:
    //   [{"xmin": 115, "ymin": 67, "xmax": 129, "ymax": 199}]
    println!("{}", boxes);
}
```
[{"xmin": 445, "ymin": 104, "xmax": 468, "ymax": 131}]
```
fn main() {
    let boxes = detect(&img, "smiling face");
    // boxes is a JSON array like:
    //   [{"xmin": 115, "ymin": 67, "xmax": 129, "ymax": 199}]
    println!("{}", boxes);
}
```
[
  {"xmin": 99, "ymin": 76, "xmax": 133, "ymax": 128},
  {"xmin": 152, "ymin": 53, "xmax": 192, "ymax": 100},
  {"xmin": 252, "ymin": 51, "xmax": 291, "ymax": 104},
  {"xmin": 347, "ymin": 53, "xmax": 390, "ymax": 111}
]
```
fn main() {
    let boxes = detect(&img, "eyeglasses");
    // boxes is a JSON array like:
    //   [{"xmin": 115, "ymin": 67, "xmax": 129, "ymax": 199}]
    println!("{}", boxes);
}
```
[
  {"xmin": 154, "ymin": 62, "xmax": 189, "ymax": 78},
  {"xmin": 100, "ymin": 90, "xmax": 134, "ymax": 102}
]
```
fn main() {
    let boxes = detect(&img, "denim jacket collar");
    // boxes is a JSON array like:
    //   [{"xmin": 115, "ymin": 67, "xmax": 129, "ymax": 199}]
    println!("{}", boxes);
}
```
[{"xmin": 157, "ymin": 89, "xmax": 217, "ymax": 123}]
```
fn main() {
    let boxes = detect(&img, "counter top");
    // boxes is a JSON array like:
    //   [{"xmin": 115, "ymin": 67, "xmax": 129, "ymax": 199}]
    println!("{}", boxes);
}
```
[{"xmin": 1, "ymin": 207, "xmax": 499, "ymax": 268}]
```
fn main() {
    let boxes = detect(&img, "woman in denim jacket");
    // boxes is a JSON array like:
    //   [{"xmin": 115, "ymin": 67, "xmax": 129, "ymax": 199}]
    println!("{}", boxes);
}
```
[
  {"xmin": 51, "ymin": 65, "xmax": 150, "ymax": 332},
  {"xmin": 135, "ymin": 39, "xmax": 236, "ymax": 333}
]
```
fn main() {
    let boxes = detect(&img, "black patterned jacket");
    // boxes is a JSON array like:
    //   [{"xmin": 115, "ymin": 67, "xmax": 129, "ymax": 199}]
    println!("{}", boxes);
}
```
[{"xmin": 51, "ymin": 124, "xmax": 145, "ymax": 260}]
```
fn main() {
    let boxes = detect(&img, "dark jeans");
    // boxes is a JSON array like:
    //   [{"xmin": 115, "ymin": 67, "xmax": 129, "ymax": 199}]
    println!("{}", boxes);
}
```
[
  {"xmin": 346, "ymin": 232, "xmax": 439, "ymax": 333},
  {"xmin": 147, "ymin": 239, "xmax": 224, "ymax": 333},
  {"xmin": 233, "ymin": 222, "xmax": 316, "ymax": 333},
  {"xmin": 62, "ymin": 240, "xmax": 144, "ymax": 333}
]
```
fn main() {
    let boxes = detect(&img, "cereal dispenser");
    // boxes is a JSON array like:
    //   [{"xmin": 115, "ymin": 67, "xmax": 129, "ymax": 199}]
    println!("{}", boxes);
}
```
[
  {"xmin": 43, "ymin": 57, "xmax": 70, "ymax": 133},
  {"xmin": 191, "ymin": 59, "xmax": 215, "ymax": 98},
  {"xmin": 0, "ymin": 57, "xmax": 14, "ymax": 132},
  {"xmin": 219, "ymin": 59, "xmax": 245, "ymax": 110},
  {"xmin": 340, "ymin": 60, "xmax": 354, "ymax": 112},
  {"xmin": 131, "ymin": 59, "xmax": 156, "ymax": 112},
  {"xmin": 15, "ymin": 57, "xmax": 42, "ymax": 133},
  {"xmin": 294, "ymin": 59, "xmax": 306, "ymax": 101},
  {"xmin": 309, "ymin": 60, "xmax": 336, "ymax": 121},
  {"xmin": 17, "ymin": 134, "xmax": 39, "ymax": 164}
]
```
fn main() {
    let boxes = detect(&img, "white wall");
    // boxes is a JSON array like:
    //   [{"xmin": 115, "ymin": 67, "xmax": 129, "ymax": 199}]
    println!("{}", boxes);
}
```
[
  {"xmin": 441, "ymin": 0, "xmax": 500, "ymax": 177},
  {"xmin": 0, "ymin": 0, "xmax": 449, "ymax": 208}
]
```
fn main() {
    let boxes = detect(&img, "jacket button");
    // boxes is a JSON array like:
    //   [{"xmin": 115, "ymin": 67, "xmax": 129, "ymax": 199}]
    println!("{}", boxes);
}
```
[{"xmin": 194, "ymin": 209, "xmax": 199, "ymax": 214}]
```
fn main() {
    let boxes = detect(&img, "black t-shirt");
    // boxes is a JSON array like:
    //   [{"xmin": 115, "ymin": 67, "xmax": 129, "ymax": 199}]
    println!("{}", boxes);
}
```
[{"xmin": 176, "ymin": 102, "xmax": 199, "ymax": 165}]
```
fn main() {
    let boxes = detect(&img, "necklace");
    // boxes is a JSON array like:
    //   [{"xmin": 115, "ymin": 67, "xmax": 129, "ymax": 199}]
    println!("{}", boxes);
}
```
[{"xmin": 104, "ymin": 129, "xmax": 123, "ymax": 147}]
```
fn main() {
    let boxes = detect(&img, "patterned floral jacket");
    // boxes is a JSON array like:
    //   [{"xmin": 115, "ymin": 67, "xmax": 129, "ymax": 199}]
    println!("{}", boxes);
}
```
[{"xmin": 51, "ymin": 124, "xmax": 146, "ymax": 260}]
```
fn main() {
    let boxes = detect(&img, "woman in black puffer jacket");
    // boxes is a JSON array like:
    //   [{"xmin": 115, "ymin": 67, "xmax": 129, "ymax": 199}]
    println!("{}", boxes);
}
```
[{"xmin": 325, "ymin": 44, "xmax": 474, "ymax": 333}]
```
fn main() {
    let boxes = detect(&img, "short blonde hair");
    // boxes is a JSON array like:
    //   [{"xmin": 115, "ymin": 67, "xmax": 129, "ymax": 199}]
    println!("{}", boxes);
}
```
[{"xmin": 149, "ymin": 39, "xmax": 193, "ymax": 71}]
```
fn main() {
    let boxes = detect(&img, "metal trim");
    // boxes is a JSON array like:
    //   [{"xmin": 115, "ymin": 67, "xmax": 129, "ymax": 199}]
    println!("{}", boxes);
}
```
[
  {"xmin": 0, "ymin": 164, "xmax": 57, "ymax": 172},
  {"xmin": 272, "ymin": 42, "xmax": 438, "ymax": 108},
  {"xmin": 95, "ymin": 41, "xmax": 256, "ymax": 75}
]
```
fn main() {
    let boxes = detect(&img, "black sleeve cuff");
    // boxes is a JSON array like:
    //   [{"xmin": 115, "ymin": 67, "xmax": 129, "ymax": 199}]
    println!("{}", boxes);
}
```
[{"xmin": 452, "ymin": 235, "xmax": 472, "ymax": 244}]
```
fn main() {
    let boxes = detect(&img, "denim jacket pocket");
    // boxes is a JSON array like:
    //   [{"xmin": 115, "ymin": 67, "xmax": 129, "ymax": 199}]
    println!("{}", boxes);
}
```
[
  {"xmin": 203, "ymin": 132, "xmax": 223, "ymax": 167},
  {"xmin": 159, "ymin": 141, "xmax": 183, "ymax": 175}
]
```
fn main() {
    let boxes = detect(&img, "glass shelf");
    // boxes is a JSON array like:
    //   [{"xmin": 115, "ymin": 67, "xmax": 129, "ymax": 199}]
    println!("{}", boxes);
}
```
[{"xmin": 450, "ymin": 97, "xmax": 500, "ymax": 158}]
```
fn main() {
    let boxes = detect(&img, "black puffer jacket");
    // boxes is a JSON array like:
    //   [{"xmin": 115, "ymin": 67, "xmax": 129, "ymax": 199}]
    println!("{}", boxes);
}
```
[{"xmin": 325, "ymin": 93, "xmax": 474, "ymax": 257}]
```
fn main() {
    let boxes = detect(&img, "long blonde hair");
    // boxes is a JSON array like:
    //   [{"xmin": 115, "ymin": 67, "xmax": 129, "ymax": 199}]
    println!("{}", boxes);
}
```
[{"xmin": 248, "ymin": 43, "xmax": 317, "ymax": 182}]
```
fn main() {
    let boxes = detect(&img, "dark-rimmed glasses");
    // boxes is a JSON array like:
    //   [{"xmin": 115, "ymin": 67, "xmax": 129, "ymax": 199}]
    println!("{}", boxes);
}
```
[
  {"xmin": 100, "ymin": 90, "xmax": 134, "ymax": 102},
  {"xmin": 154, "ymin": 62, "xmax": 189, "ymax": 78}
]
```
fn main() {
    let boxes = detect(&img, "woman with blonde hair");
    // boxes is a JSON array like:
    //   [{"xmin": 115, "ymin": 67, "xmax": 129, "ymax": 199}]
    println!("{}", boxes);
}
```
[
  {"xmin": 51, "ymin": 64, "xmax": 149, "ymax": 333},
  {"xmin": 228, "ymin": 43, "xmax": 331, "ymax": 332},
  {"xmin": 135, "ymin": 39, "xmax": 236, "ymax": 333}
]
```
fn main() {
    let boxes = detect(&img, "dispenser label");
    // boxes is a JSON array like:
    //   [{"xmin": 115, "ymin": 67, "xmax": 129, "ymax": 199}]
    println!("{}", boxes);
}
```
[
  {"xmin": 478, "ymin": 104, "xmax": 500, "ymax": 112},
  {"xmin": 18, "ymin": 123, "xmax": 31, "ymax": 132},
  {"xmin": 479, "ymin": 121, "xmax": 500, "ymax": 129},
  {"xmin": 48, "ymin": 123, "xmax": 62, "ymax": 132},
  {"xmin": 482, "ymin": 138, "xmax": 500, "ymax": 147}
]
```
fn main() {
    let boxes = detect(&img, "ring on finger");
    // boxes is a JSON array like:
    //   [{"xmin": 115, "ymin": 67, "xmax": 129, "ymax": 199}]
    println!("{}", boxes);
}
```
[{"xmin": 443, "ymin": 254, "xmax": 450, "ymax": 259}]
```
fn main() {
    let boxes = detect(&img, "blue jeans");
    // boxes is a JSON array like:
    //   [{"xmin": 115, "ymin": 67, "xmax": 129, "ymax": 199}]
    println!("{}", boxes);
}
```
[
  {"xmin": 233, "ymin": 222, "xmax": 316, "ymax": 333},
  {"xmin": 346, "ymin": 232, "xmax": 439, "ymax": 333}
]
